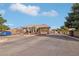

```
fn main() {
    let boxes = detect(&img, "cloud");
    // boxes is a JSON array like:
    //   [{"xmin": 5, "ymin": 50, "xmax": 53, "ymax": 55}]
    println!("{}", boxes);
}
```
[
  {"xmin": 10, "ymin": 3, "xmax": 58, "ymax": 16},
  {"xmin": 10, "ymin": 3, "xmax": 40, "ymax": 16},
  {"xmin": 41, "ymin": 10, "xmax": 58, "ymax": 16},
  {"xmin": 0, "ymin": 10, "xmax": 5, "ymax": 16},
  {"xmin": 4, "ymin": 23, "xmax": 14, "ymax": 26},
  {"xmin": 4, "ymin": 23, "xmax": 16, "ymax": 28}
]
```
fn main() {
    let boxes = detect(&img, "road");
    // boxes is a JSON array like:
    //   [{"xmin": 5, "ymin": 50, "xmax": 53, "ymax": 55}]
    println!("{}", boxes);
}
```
[{"xmin": 0, "ymin": 34, "xmax": 79, "ymax": 56}]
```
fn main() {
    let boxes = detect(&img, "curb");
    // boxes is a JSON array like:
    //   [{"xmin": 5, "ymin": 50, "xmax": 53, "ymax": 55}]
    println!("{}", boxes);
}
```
[
  {"xmin": 63, "ymin": 35, "xmax": 79, "ymax": 41},
  {"xmin": 0, "ymin": 35, "xmax": 35, "ymax": 43}
]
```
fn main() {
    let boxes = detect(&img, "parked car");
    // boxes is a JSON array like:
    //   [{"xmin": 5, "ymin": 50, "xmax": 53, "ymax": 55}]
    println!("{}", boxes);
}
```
[
  {"xmin": 0, "ymin": 32, "xmax": 2, "ymax": 36},
  {"xmin": 0, "ymin": 31, "xmax": 12, "ymax": 36}
]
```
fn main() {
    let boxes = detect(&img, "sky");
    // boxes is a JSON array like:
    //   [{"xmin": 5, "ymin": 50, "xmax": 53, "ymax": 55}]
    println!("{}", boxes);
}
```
[{"xmin": 0, "ymin": 3, "xmax": 72, "ymax": 29}]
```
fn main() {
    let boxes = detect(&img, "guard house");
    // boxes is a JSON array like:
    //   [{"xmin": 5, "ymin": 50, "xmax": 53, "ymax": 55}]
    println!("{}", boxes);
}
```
[{"xmin": 23, "ymin": 24, "xmax": 50, "ymax": 35}]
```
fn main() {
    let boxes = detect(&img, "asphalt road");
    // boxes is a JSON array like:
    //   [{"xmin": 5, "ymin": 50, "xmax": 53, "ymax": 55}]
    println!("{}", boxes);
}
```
[{"xmin": 0, "ymin": 34, "xmax": 79, "ymax": 56}]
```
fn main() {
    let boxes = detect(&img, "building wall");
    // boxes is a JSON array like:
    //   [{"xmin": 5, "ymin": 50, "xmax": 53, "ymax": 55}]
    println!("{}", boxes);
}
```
[
  {"xmin": 23, "ymin": 26, "xmax": 50, "ymax": 34},
  {"xmin": 9, "ymin": 28, "xmax": 23, "ymax": 35}
]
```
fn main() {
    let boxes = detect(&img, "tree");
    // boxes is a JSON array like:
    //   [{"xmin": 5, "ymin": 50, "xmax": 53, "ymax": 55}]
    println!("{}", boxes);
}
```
[
  {"xmin": 65, "ymin": 3, "xmax": 79, "ymax": 30},
  {"xmin": 0, "ymin": 16, "xmax": 7, "ymax": 25},
  {"xmin": 0, "ymin": 15, "xmax": 9, "ymax": 31},
  {"xmin": 0, "ymin": 25, "xmax": 9, "ymax": 31}
]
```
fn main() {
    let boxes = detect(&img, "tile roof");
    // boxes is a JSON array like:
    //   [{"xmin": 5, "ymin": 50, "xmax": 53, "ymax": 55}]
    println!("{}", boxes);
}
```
[{"xmin": 26, "ymin": 24, "xmax": 49, "ymax": 28}]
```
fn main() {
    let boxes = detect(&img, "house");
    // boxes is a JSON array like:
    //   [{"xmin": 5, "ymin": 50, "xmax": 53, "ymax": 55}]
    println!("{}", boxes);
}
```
[
  {"xmin": 8, "ymin": 28, "xmax": 23, "ymax": 35},
  {"xmin": 22, "ymin": 24, "xmax": 50, "ymax": 35}
]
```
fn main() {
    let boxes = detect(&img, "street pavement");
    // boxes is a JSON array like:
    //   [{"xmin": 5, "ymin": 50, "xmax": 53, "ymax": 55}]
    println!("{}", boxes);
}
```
[{"xmin": 0, "ymin": 34, "xmax": 79, "ymax": 56}]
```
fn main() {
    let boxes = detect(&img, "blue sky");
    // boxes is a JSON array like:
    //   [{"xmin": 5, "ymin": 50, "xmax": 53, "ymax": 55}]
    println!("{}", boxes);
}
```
[{"xmin": 0, "ymin": 3, "xmax": 72, "ymax": 29}]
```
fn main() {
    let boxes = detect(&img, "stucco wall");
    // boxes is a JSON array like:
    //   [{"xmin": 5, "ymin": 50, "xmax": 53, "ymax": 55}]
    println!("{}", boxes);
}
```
[{"xmin": 74, "ymin": 31, "xmax": 79, "ymax": 37}]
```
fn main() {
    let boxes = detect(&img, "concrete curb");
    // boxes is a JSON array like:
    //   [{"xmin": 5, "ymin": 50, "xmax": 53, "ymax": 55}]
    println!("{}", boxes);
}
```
[
  {"xmin": 0, "ymin": 35, "xmax": 35, "ymax": 43},
  {"xmin": 62, "ymin": 35, "xmax": 79, "ymax": 41}
]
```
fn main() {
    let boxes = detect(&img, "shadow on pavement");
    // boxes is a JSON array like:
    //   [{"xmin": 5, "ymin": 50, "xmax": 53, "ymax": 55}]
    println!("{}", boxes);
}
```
[{"xmin": 36, "ymin": 34, "xmax": 79, "ymax": 41}]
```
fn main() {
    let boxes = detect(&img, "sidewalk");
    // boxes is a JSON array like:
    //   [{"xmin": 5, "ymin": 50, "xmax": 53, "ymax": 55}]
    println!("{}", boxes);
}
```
[{"xmin": 0, "ymin": 34, "xmax": 35, "ymax": 43}]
